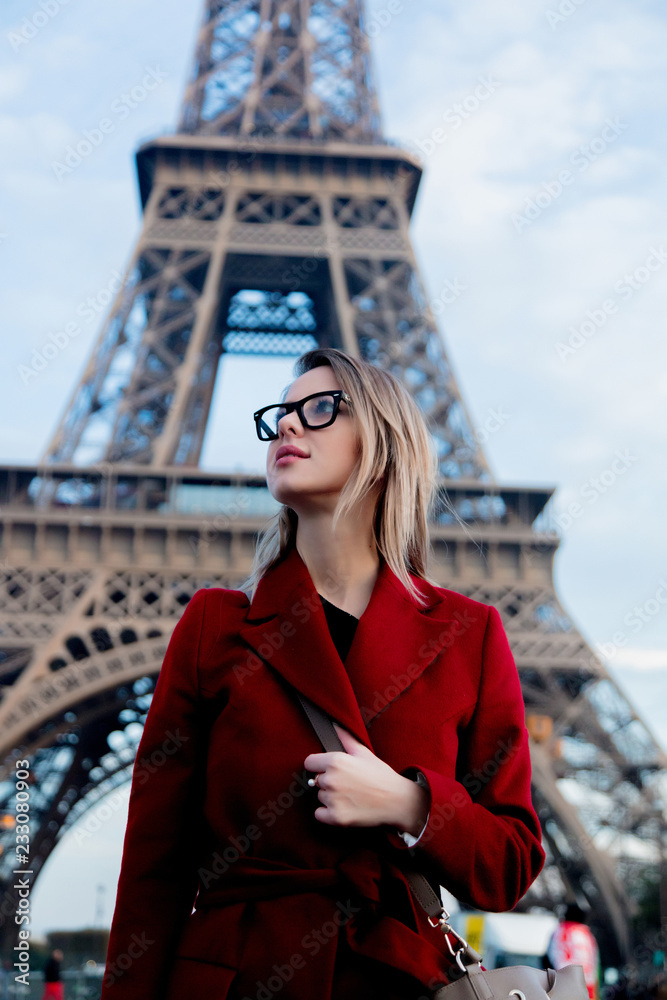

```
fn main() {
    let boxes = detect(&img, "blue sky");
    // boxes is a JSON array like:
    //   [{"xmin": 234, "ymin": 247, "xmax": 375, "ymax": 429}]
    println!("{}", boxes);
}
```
[{"xmin": 1, "ymin": 0, "xmax": 666, "ymax": 940}]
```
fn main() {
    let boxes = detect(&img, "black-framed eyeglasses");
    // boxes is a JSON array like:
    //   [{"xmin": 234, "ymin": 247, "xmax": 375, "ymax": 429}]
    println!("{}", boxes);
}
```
[{"xmin": 253, "ymin": 390, "xmax": 353, "ymax": 442}]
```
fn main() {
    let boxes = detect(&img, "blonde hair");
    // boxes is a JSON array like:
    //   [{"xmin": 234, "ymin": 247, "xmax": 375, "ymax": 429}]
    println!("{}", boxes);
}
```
[{"xmin": 241, "ymin": 348, "xmax": 441, "ymax": 608}]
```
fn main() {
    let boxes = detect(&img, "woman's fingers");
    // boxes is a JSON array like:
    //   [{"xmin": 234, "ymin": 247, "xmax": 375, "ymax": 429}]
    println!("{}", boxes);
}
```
[{"xmin": 304, "ymin": 749, "xmax": 339, "ymax": 771}]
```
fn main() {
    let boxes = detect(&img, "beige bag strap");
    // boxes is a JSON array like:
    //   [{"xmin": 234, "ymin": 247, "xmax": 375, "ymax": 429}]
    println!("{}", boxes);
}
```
[{"xmin": 296, "ymin": 691, "xmax": 483, "ymax": 971}]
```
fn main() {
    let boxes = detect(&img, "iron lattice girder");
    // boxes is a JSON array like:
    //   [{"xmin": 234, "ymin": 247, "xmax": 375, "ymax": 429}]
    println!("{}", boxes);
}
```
[
  {"xmin": 0, "ymin": 690, "xmax": 143, "ymax": 894},
  {"xmin": 529, "ymin": 743, "xmax": 632, "ymax": 961},
  {"xmin": 1, "ymin": 469, "xmax": 666, "ymax": 960},
  {"xmin": 40, "ymin": 141, "xmax": 489, "ymax": 478},
  {"xmin": 179, "ymin": 0, "xmax": 382, "ymax": 143}
]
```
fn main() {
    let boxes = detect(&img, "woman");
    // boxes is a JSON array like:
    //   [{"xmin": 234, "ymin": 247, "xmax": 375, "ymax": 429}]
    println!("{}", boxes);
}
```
[
  {"xmin": 101, "ymin": 348, "xmax": 545, "ymax": 1000},
  {"xmin": 41, "ymin": 948, "xmax": 64, "ymax": 1000}
]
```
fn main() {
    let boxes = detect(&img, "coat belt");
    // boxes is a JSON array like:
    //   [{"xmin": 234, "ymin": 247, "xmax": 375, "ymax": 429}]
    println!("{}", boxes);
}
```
[{"xmin": 194, "ymin": 848, "xmax": 452, "ymax": 986}]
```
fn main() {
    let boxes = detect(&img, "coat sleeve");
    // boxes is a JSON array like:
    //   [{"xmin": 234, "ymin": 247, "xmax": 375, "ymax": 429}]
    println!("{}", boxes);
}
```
[
  {"xmin": 101, "ymin": 588, "xmax": 208, "ymax": 999},
  {"xmin": 395, "ymin": 772, "xmax": 430, "ymax": 846},
  {"xmin": 384, "ymin": 605, "xmax": 546, "ymax": 912}
]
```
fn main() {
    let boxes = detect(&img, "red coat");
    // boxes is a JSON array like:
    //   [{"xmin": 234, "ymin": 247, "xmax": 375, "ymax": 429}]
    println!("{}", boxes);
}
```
[{"xmin": 101, "ymin": 544, "xmax": 545, "ymax": 1000}]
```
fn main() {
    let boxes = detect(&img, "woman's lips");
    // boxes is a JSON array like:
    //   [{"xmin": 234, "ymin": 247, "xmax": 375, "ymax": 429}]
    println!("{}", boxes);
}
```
[{"xmin": 275, "ymin": 454, "xmax": 309, "ymax": 466}]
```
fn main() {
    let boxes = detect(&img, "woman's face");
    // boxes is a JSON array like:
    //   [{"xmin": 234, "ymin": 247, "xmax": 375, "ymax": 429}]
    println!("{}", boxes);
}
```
[{"xmin": 264, "ymin": 367, "xmax": 360, "ymax": 512}]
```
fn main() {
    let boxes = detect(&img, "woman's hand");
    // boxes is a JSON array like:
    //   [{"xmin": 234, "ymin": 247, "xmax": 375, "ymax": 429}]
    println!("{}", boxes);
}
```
[{"xmin": 303, "ymin": 723, "xmax": 430, "ymax": 836}]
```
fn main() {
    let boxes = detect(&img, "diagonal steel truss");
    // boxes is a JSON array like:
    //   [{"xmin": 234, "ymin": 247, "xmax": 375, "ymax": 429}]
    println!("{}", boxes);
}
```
[
  {"xmin": 1, "ymin": 469, "xmax": 665, "ymax": 964},
  {"xmin": 178, "ymin": 0, "xmax": 382, "ymax": 142},
  {"xmin": 40, "ymin": 143, "xmax": 489, "ymax": 479}
]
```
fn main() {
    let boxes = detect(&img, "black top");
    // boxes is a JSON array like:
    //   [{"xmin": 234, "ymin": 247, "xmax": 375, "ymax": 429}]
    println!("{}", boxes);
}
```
[
  {"xmin": 318, "ymin": 593, "xmax": 359, "ymax": 663},
  {"xmin": 44, "ymin": 957, "xmax": 61, "ymax": 982}
]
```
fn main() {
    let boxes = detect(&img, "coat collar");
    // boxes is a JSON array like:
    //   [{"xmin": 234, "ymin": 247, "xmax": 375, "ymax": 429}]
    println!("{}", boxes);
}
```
[{"xmin": 238, "ymin": 543, "xmax": 455, "ymax": 749}]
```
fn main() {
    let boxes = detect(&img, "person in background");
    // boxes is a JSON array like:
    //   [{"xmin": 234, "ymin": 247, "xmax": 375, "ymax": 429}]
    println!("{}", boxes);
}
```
[
  {"xmin": 42, "ymin": 948, "xmax": 64, "ymax": 1000},
  {"xmin": 547, "ymin": 904, "xmax": 600, "ymax": 999}
]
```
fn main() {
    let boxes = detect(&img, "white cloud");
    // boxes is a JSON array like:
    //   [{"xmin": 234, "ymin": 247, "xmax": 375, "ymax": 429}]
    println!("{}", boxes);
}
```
[
  {"xmin": 0, "ymin": 111, "xmax": 73, "ymax": 161},
  {"xmin": 0, "ymin": 64, "xmax": 29, "ymax": 103},
  {"xmin": 608, "ymin": 648, "xmax": 667, "ymax": 671},
  {"xmin": 377, "ymin": 3, "xmax": 667, "ymax": 671},
  {"xmin": 40, "ymin": 32, "xmax": 97, "ymax": 71}
]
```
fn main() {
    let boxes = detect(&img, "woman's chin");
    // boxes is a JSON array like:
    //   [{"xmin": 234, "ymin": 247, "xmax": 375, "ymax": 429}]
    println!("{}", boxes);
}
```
[{"xmin": 269, "ymin": 484, "xmax": 303, "ymax": 507}]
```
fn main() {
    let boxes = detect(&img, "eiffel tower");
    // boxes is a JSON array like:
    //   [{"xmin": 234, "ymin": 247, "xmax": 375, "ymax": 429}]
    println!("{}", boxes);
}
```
[{"xmin": 1, "ymin": 0, "xmax": 664, "ymax": 966}]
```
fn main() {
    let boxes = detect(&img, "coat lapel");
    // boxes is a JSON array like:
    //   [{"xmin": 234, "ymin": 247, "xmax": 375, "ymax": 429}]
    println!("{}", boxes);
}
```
[
  {"xmin": 237, "ymin": 544, "xmax": 456, "ymax": 749},
  {"xmin": 342, "ymin": 561, "xmax": 455, "ymax": 730}
]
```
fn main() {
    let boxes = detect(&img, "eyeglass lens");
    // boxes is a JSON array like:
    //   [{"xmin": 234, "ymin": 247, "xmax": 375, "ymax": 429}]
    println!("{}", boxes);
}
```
[{"xmin": 265, "ymin": 393, "xmax": 337, "ymax": 436}]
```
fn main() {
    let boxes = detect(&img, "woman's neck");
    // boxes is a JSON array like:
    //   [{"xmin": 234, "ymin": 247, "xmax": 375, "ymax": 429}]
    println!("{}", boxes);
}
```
[{"xmin": 295, "ymin": 516, "xmax": 380, "ymax": 619}]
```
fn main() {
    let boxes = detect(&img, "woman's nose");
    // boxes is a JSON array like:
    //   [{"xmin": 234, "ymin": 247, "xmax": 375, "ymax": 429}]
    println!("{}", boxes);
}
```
[{"xmin": 277, "ymin": 410, "xmax": 303, "ymax": 436}]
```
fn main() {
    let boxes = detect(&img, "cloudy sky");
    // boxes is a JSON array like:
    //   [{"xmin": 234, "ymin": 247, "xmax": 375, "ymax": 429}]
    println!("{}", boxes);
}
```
[{"xmin": 1, "ymin": 0, "xmax": 666, "ymax": 939}]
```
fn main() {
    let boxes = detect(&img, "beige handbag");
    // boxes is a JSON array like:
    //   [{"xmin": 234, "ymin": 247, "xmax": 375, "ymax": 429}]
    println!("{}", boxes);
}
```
[{"xmin": 296, "ymin": 690, "xmax": 589, "ymax": 1000}]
